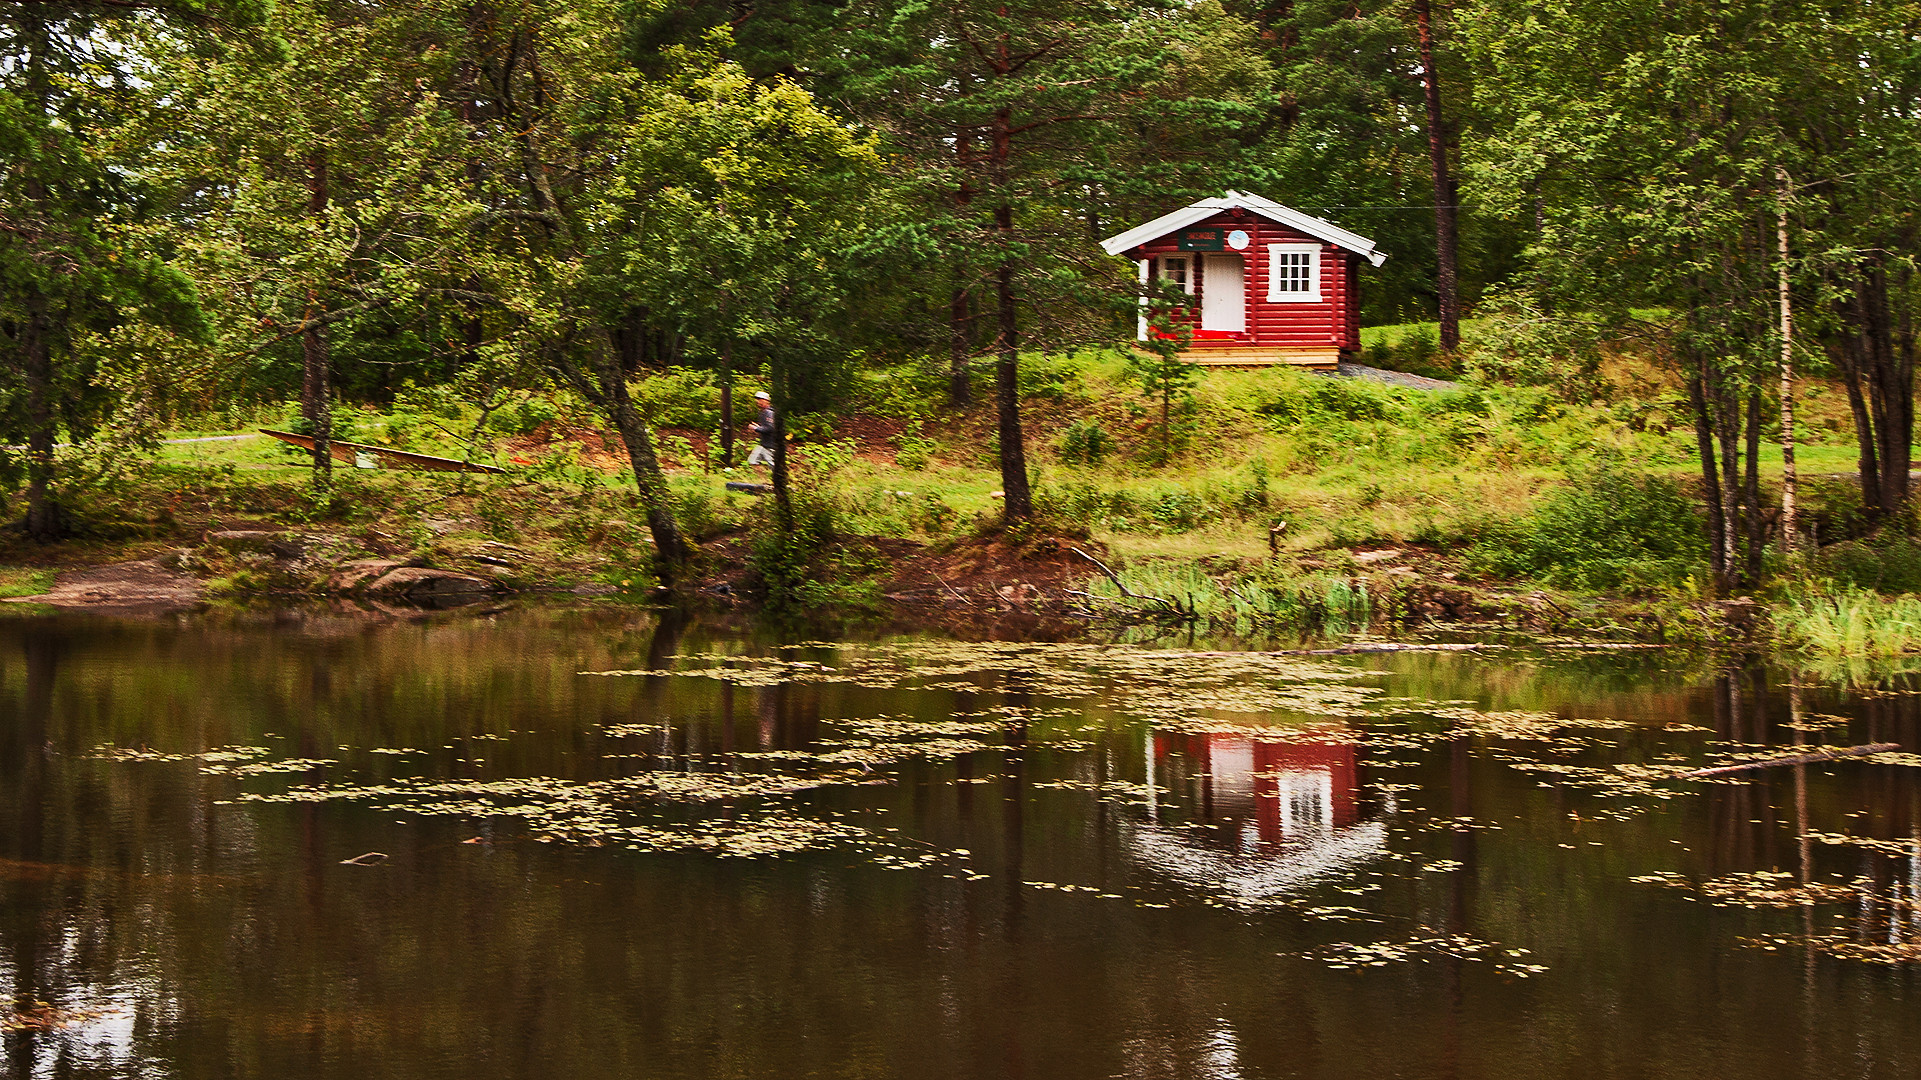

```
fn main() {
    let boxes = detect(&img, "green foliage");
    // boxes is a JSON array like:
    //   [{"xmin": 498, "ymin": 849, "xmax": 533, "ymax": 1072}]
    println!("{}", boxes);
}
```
[
  {"xmin": 1361, "ymin": 325, "xmax": 1458, "ymax": 381},
  {"xmin": 1775, "ymin": 589, "xmax": 1921, "ymax": 660},
  {"xmin": 1057, "ymin": 420, "xmax": 1115, "ymax": 465},
  {"xmin": 746, "ymin": 491, "xmax": 867, "ymax": 610},
  {"xmin": 1812, "ymin": 536, "xmax": 1921, "ymax": 595},
  {"xmin": 497, "ymin": 396, "xmax": 560, "ymax": 437},
  {"xmin": 1015, "ymin": 352, "xmax": 1099, "ymax": 404},
  {"xmin": 1468, "ymin": 468, "xmax": 1707, "ymax": 591},
  {"xmin": 1084, "ymin": 558, "xmax": 1374, "ymax": 634},
  {"xmin": 1038, "ymin": 471, "xmax": 1275, "ymax": 534},
  {"xmin": 629, "ymin": 368, "xmax": 737, "ymax": 431},
  {"xmin": 893, "ymin": 432, "xmax": 938, "ymax": 470},
  {"xmin": 1463, "ymin": 294, "xmax": 1610, "ymax": 401},
  {"xmin": 672, "ymin": 485, "xmax": 736, "ymax": 542}
]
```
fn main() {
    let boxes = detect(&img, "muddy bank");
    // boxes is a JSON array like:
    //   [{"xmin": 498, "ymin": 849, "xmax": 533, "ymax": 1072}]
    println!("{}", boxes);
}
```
[
  {"xmin": 0, "ymin": 524, "xmax": 1733, "ymax": 649},
  {"xmin": 4, "ymin": 559, "xmax": 207, "ymax": 616}
]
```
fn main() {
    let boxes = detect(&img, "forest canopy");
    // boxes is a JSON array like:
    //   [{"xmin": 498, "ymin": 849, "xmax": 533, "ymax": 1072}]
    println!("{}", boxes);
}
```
[{"xmin": 0, "ymin": 0, "xmax": 1915, "ymax": 594}]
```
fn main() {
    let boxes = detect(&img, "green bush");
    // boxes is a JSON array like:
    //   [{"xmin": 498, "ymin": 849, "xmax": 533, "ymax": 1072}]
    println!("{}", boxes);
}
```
[
  {"xmin": 1255, "ymin": 371, "xmax": 1396, "ymax": 426},
  {"xmin": 630, "ymin": 367, "xmax": 724, "ymax": 429},
  {"xmin": 496, "ymin": 395, "xmax": 559, "ymax": 436},
  {"xmin": 1015, "ymin": 351, "xmax": 1098, "ymax": 403},
  {"xmin": 1815, "ymin": 536, "xmax": 1921, "ymax": 594},
  {"xmin": 1467, "ymin": 467, "xmax": 1706, "ymax": 591},
  {"xmin": 1057, "ymin": 419, "xmax": 1114, "ymax": 465}
]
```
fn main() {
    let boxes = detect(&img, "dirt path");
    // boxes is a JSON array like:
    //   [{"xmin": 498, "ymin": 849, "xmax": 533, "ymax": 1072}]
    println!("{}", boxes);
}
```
[{"xmin": 4, "ymin": 558, "xmax": 205, "ymax": 615}]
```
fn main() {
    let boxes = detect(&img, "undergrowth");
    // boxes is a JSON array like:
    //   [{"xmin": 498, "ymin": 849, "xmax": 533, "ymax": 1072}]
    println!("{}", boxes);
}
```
[
  {"xmin": 1083, "ymin": 558, "xmax": 1374, "ymax": 635},
  {"xmin": 1775, "ymin": 589, "xmax": 1921, "ymax": 660},
  {"xmin": 1466, "ymin": 467, "xmax": 1707, "ymax": 592}
]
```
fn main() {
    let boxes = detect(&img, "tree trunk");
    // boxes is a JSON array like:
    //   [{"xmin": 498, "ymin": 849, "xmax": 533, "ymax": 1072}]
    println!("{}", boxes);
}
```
[
  {"xmin": 1776, "ymin": 170, "xmax": 1797, "ymax": 553},
  {"xmin": 592, "ymin": 334, "xmax": 691, "ymax": 574},
  {"xmin": 719, "ymin": 348, "xmax": 735, "ymax": 468},
  {"xmin": 504, "ymin": 54, "xmax": 688, "ymax": 572},
  {"xmin": 771, "ymin": 364, "xmax": 793, "ymax": 529},
  {"xmin": 21, "ymin": 285, "xmax": 60, "ymax": 542},
  {"xmin": 950, "ymin": 284, "xmax": 973, "ymax": 408},
  {"xmin": 1865, "ymin": 264, "xmax": 1914, "ymax": 515},
  {"xmin": 1833, "ymin": 259, "xmax": 1915, "ymax": 522},
  {"xmin": 950, "ymin": 120, "xmax": 976, "ymax": 409},
  {"xmin": 1686, "ymin": 359, "xmax": 1728, "ymax": 590},
  {"xmin": 1717, "ymin": 373, "xmax": 1741, "ymax": 581},
  {"xmin": 1743, "ymin": 389, "xmax": 1763, "ymax": 584},
  {"xmin": 303, "ymin": 152, "xmax": 333, "ymax": 486},
  {"xmin": 1253, "ymin": 0, "xmax": 1301, "ymax": 134},
  {"xmin": 1835, "ymin": 320, "xmax": 1881, "ymax": 517},
  {"xmin": 1413, "ymin": 0, "xmax": 1460, "ymax": 350},
  {"xmin": 995, "ymin": 241, "xmax": 1034, "ymax": 521},
  {"xmin": 19, "ymin": 13, "xmax": 61, "ymax": 541},
  {"xmin": 988, "ymin": 95, "xmax": 1033, "ymax": 521}
]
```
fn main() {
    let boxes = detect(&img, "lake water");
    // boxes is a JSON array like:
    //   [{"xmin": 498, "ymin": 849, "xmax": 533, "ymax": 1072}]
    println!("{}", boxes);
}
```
[{"xmin": 4, "ymin": 607, "xmax": 1921, "ymax": 1078}]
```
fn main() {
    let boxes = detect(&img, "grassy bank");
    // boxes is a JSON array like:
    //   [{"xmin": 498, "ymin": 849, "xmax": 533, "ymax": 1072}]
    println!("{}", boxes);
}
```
[{"xmin": 1, "ymin": 340, "xmax": 1915, "ymax": 664}]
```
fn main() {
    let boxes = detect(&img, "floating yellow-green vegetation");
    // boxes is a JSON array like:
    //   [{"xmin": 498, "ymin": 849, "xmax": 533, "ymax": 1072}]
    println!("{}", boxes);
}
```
[
  {"xmin": 1297, "ymin": 930, "xmax": 1548, "ymax": 977},
  {"xmin": 222, "ymin": 772, "xmax": 909, "ymax": 859},
  {"xmin": 1805, "ymin": 832, "xmax": 1920, "ymax": 857},
  {"xmin": 88, "ymin": 744, "xmax": 272, "ymax": 763},
  {"xmin": 582, "ymin": 641, "xmax": 1388, "ymax": 724},
  {"xmin": 85, "ymin": 744, "xmax": 333, "ymax": 775},
  {"xmin": 1740, "ymin": 934, "xmax": 1921, "ymax": 964},
  {"xmin": 1414, "ymin": 816, "xmax": 1504, "ymax": 832},
  {"xmin": 1633, "ymin": 870, "xmax": 1857, "ymax": 908},
  {"xmin": 1492, "ymin": 755, "xmax": 1693, "ymax": 808},
  {"xmin": 1031, "ymin": 778, "xmax": 1167, "ymax": 805}
]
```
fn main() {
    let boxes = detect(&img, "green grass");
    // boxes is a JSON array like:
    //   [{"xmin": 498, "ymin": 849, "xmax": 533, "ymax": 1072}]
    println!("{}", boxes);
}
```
[
  {"xmin": 0, "ymin": 567, "xmax": 56, "ymax": 598},
  {"xmin": 15, "ymin": 348, "xmax": 1899, "ymax": 625},
  {"xmin": 1775, "ymin": 589, "xmax": 1921, "ymax": 660},
  {"xmin": 1359, "ymin": 319, "xmax": 1488, "ymax": 348}
]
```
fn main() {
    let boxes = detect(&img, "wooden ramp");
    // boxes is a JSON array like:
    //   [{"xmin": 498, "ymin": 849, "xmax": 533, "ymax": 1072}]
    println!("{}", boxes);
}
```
[{"xmin": 260, "ymin": 429, "xmax": 506, "ymax": 474}]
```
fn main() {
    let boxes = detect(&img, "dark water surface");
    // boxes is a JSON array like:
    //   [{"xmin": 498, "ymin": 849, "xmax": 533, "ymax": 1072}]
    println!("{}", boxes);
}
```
[{"xmin": 5, "ymin": 608, "xmax": 1921, "ymax": 1079}]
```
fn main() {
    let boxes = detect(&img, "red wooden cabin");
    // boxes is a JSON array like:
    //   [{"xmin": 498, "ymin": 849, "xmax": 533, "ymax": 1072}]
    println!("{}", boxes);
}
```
[{"xmin": 1100, "ymin": 190, "xmax": 1388, "ymax": 368}]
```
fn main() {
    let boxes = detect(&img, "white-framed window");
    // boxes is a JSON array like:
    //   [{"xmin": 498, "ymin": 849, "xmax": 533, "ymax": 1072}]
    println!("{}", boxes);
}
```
[
  {"xmin": 1157, "ymin": 254, "xmax": 1194, "ymax": 294},
  {"xmin": 1265, "ymin": 243, "xmax": 1323, "ymax": 303}
]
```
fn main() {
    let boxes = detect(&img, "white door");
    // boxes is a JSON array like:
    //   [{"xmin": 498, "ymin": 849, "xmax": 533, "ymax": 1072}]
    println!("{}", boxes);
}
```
[{"xmin": 1201, "ymin": 254, "xmax": 1245, "ymax": 332}]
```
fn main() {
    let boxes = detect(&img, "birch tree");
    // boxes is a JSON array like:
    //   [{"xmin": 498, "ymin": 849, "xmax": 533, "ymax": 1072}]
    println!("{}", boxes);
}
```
[{"xmin": 1466, "ymin": 0, "xmax": 1831, "ymax": 589}]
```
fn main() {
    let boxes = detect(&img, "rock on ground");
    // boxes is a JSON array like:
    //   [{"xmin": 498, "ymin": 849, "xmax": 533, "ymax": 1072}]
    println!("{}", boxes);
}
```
[{"xmin": 363, "ymin": 566, "xmax": 500, "ymax": 604}]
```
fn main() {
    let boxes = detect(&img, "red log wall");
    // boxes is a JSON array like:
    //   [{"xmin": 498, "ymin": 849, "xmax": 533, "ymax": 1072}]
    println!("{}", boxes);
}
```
[{"xmin": 1129, "ymin": 210, "xmax": 1359, "ymax": 352}]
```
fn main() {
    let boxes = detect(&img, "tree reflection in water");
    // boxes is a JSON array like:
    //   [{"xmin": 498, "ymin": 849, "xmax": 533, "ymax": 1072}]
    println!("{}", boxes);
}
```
[{"xmin": 6, "ymin": 615, "xmax": 1921, "ymax": 1077}]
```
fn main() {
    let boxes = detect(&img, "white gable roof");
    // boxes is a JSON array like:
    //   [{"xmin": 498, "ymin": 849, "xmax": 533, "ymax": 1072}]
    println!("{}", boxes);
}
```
[{"xmin": 1100, "ymin": 190, "xmax": 1388, "ymax": 267}]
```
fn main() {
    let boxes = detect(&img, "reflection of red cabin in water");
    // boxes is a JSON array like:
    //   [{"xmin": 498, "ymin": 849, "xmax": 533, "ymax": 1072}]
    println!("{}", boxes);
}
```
[
  {"xmin": 1100, "ymin": 190, "xmax": 1388, "ymax": 369},
  {"xmin": 1135, "ymin": 729, "xmax": 1384, "ymax": 902},
  {"xmin": 1155, "ymin": 732, "xmax": 1360, "ymax": 850}
]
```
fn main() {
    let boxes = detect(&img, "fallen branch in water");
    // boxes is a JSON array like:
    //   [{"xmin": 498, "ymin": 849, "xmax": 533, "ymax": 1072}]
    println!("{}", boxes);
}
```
[
  {"xmin": 1069, "ymin": 548, "xmax": 1190, "ymax": 618},
  {"xmin": 1681, "ymin": 743, "xmax": 1900, "ymax": 778}
]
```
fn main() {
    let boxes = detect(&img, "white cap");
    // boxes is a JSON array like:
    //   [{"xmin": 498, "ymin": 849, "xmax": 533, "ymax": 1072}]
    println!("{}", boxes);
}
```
[{"xmin": 754, "ymin": 391, "xmax": 770, "ymax": 401}]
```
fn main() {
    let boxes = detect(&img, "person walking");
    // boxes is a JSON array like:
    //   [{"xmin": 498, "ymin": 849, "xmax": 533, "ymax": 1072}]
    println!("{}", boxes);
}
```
[{"xmin": 746, "ymin": 391, "xmax": 777, "ymax": 466}]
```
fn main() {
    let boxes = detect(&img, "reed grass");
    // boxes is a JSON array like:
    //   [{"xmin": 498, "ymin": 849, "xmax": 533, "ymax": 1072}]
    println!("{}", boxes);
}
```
[
  {"xmin": 1774, "ymin": 589, "xmax": 1921, "ymax": 660},
  {"xmin": 1081, "ymin": 558, "xmax": 1372, "ymax": 634}
]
